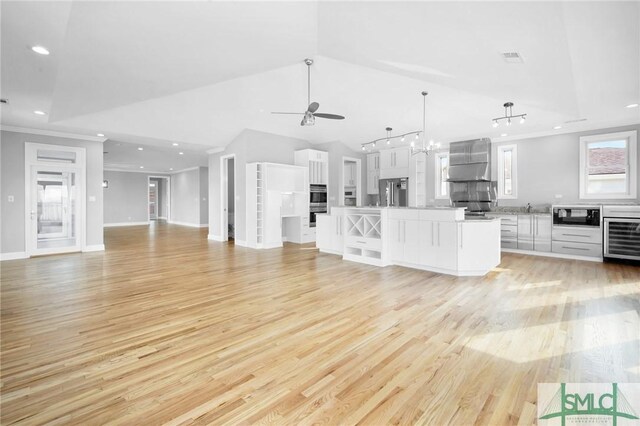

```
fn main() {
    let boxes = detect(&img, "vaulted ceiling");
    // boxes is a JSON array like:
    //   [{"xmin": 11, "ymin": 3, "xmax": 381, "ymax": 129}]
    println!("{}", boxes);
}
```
[{"xmin": 2, "ymin": 1, "xmax": 639, "ymax": 155}]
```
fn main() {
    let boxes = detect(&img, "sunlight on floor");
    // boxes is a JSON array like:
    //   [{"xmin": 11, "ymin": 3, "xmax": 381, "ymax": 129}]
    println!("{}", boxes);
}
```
[
  {"xmin": 503, "ymin": 282, "xmax": 640, "ymax": 311},
  {"xmin": 508, "ymin": 280, "xmax": 563, "ymax": 291},
  {"xmin": 464, "ymin": 310, "xmax": 639, "ymax": 365}
]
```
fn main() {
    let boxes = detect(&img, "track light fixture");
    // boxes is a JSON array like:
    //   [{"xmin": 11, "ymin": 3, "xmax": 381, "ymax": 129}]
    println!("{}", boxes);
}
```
[{"xmin": 492, "ymin": 102, "xmax": 527, "ymax": 128}]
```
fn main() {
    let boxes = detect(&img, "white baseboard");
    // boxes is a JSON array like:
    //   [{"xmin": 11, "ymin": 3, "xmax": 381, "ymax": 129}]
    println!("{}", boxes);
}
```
[
  {"xmin": 208, "ymin": 234, "xmax": 224, "ymax": 241},
  {"xmin": 169, "ymin": 221, "xmax": 208, "ymax": 228},
  {"xmin": 83, "ymin": 244, "xmax": 105, "ymax": 252},
  {"xmin": 158, "ymin": 216, "xmax": 167, "ymax": 220},
  {"xmin": 0, "ymin": 252, "xmax": 28, "ymax": 261},
  {"xmin": 104, "ymin": 221, "xmax": 149, "ymax": 227},
  {"xmin": 235, "ymin": 239, "xmax": 247, "ymax": 247}
]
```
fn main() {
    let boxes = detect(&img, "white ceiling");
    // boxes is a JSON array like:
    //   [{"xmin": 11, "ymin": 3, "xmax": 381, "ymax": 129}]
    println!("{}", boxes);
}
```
[{"xmin": 2, "ymin": 1, "xmax": 639, "ymax": 166}]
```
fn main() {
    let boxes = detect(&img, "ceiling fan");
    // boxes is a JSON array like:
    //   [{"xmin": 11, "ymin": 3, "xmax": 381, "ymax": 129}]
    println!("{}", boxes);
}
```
[{"xmin": 272, "ymin": 58, "xmax": 345, "ymax": 126}]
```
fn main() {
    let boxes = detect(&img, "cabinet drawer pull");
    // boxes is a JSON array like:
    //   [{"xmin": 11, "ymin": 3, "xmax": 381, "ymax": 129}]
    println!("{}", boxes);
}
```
[{"xmin": 562, "ymin": 245, "xmax": 590, "ymax": 251}]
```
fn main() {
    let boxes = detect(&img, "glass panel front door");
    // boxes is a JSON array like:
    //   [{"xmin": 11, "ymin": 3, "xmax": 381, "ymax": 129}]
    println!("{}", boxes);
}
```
[{"xmin": 32, "ymin": 169, "xmax": 79, "ymax": 252}]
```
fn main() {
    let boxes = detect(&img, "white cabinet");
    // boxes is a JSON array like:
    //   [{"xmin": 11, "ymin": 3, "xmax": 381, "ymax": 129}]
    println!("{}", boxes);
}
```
[
  {"xmin": 533, "ymin": 215, "xmax": 551, "ymax": 252},
  {"xmin": 389, "ymin": 213, "xmax": 420, "ymax": 264},
  {"xmin": 367, "ymin": 153, "xmax": 380, "ymax": 195},
  {"xmin": 246, "ymin": 162, "xmax": 308, "ymax": 249},
  {"xmin": 316, "ymin": 208, "xmax": 345, "ymax": 255},
  {"xmin": 487, "ymin": 213, "xmax": 553, "ymax": 253},
  {"xmin": 433, "ymin": 221, "xmax": 458, "ymax": 271},
  {"xmin": 367, "ymin": 153, "xmax": 380, "ymax": 171},
  {"xmin": 379, "ymin": 147, "xmax": 411, "ymax": 179},
  {"xmin": 344, "ymin": 163, "xmax": 357, "ymax": 186},
  {"xmin": 517, "ymin": 215, "xmax": 534, "ymax": 250},
  {"xmin": 458, "ymin": 220, "xmax": 501, "ymax": 272},
  {"xmin": 295, "ymin": 149, "xmax": 328, "ymax": 185},
  {"xmin": 316, "ymin": 215, "xmax": 332, "ymax": 250},
  {"xmin": 367, "ymin": 171, "xmax": 379, "ymax": 195}
]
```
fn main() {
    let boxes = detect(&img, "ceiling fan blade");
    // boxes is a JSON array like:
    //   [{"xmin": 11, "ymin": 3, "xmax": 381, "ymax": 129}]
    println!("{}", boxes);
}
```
[
  {"xmin": 272, "ymin": 112, "xmax": 305, "ymax": 115},
  {"xmin": 307, "ymin": 102, "xmax": 319, "ymax": 113},
  {"xmin": 313, "ymin": 113, "xmax": 345, "ymax": 120}
]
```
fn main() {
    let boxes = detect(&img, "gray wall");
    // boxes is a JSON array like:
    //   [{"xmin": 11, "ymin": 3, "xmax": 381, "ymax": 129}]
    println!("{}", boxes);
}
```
[
  {"xmin": 208, "ymin": 129, "xmax": 365, "ymax": 242},
  {"xmin": 104, "ymin": 171, "xmax": 157, "ymax": 224},
  {"xmin": 171, "ymin": 166, "xmax": 208, "ymax": 226},
  {"xmin": 491, "ymin": 124, "xmax": 640, "ymax": 206},
  {"xmin": 423, "ymin": 123, "xmax": 640, "ymax": 206},
  {"xmin": 1, "ymin": 130, "xmax": 104, "ymax": 254},
  {"xmin": 199, "ymin": 167, "xmax": 209, "ymax": 226}
]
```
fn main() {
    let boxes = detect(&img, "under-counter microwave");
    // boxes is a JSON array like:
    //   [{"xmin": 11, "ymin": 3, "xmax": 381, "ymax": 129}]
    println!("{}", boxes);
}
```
[{"xmin": 552, "ymin": 205, "xmax": 601, "ymax": 228}]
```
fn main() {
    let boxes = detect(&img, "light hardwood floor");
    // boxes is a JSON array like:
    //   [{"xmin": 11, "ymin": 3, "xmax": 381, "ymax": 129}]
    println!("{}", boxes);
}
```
[{"xmin": 1, "ymin": 222, "xmax": 639, "ymax": 425}]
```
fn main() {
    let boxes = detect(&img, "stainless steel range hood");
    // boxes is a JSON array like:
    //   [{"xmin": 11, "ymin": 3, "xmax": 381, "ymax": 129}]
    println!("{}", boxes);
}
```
[
  {"xmin": 447, "ymin": 138, "xmax": 497, "ymax": 212},
  {"xmin": 448, "ymin": 138, "xmax": 491, "ymax": 182}
]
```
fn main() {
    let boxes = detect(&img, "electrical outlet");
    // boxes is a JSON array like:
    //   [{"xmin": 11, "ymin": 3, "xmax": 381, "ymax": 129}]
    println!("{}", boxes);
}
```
[
  {"xmin": 89, "ymin": 195, "xmax": 96, "ymax": 202},
  {"xmin": 7, "ymin": 195, "xmax": 14, "ymax": 202},
  {"xmin": 554, "ymin": 194, "xmax": 563, "ymax": 199}
]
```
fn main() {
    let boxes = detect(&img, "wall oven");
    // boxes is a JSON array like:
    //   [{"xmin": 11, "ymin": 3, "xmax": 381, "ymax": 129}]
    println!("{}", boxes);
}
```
[
  {"xmin": 552, "ymin": 205, "xmax": 601, "ymax": 228},
  {"xmin": 603, "ymin": 205, "xmax": 640, "ymax": 261},
  {"xmin": 310, "ymin": 184, "xmax": 327, "ymax": 204}
]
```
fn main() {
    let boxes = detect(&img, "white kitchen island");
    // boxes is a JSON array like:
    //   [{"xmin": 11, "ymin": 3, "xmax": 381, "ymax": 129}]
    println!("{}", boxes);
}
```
[{"xmin": 316, "ymin": 206, "xmax": 500, "ymax": 276}]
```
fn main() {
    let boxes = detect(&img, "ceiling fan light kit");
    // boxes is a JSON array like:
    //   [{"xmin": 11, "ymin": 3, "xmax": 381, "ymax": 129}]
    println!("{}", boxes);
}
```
[
  {"xmin": 492, "ymin": 102, "xmax": 527, "ymax": 128},
  {"xmin": 271, "ymin": 58, "xmax": 345, "ymax": 126},
  {"xmin": 361, "ymin": 91, "xmax": 440, "ymax": 155}
]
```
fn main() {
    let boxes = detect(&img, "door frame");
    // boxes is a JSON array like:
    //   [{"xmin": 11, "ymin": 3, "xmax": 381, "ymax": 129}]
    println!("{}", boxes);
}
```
[
  {"xmin": 147, "ymin": 176, "xmax": 171, "ymax": 222},
  {"xmin": 219, "ymin": 154, "xmax": 236, "ymax": 241},
  {"xmin": 340, "ymin": 156, "xmax": 362, "ymax": 207},
  {"xmin": 24, "ymin": 143, "xmax": 86, "ymax": 257}
]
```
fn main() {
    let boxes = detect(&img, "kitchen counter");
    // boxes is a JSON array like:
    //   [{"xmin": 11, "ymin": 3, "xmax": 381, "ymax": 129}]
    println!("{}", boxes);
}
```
[
  {"xmin": 316, "ymin": 206, "xmax": 501, "ymax": 276},
  {"xmin": 489, "ymin": 205, "xmax": 551, "ymax": 215}
]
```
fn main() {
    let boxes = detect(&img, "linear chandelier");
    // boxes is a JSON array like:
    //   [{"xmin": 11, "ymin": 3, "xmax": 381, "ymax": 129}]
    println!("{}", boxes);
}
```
[
  {"xmin": 492, "ymin": 102, "xmax": 527, "ymax": 127},
  {"xmin": 361, "ymin": 91, "xmax": 440, "ymax": 155}
]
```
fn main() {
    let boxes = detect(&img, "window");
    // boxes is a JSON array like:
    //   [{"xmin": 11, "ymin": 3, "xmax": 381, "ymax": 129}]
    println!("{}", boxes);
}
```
[
  {"xmin": 579, "ymin": 131, "xmax": 637, "ymax": 199},
  {"xmin": 435, "ymin": 152, "xmax": 449, "ymax": 199},
  {"xmin": 497, "ymin": 144, "xmax": 517, "ymax": 199}
]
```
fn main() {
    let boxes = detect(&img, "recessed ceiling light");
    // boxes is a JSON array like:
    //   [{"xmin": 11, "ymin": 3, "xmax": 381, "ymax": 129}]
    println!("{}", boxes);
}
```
[
  {"xmin": 33, "ymin": 110, "xmax": 46, "ymax": 115},
  {"xmin": 169, "ymin": 168, "xmax": 173, "ymax": 171},
  {"xmin": 172, "ymin": 143, "xmax": 179, "ymax": 146},
  {"xmin": 139, "ymin": 166, "xmax": 144, "ymax": 169},
  {"xmin": 501, "ymin": 133, "xmax": 508, "ymax": 137},
  {"xmin": 137, "ymin": 147, "xmax": 143, "ymax": 151},
  {"xmin": 626, "ymin": 103, "xmax": 639, "ymax": 108},
  {"xmin": 179, "ymin": 152, "xmax": 184, "ymax": 155},
  {"xmin": 31, "ymin": 46, "xmax": 50, "ymax": 55},
  {"xmin": 97, "ymin": 133, "xmax": 105, "ymax": 137},
  {"xmin": 553, "ymin": 125, "xmax": 562, "ymax": 130}
]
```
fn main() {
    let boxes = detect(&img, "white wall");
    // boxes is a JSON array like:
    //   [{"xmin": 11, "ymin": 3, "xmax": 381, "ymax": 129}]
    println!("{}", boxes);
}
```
[{"xmin": 1, "ymin": 130, "xmax": 104, "ymax": 255}]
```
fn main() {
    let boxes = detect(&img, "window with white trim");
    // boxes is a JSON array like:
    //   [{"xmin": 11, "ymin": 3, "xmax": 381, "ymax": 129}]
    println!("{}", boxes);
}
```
[
  {"xmin": 497, "ymin": 144, "xmax": 517, "ymax": 199},
  {"xmin": 579, "ymin": 131, "xmax": 637, "ymax": 199},
  {"xmin": 435, "ymin": 152, "xmax": 449, "ymax": 199}
]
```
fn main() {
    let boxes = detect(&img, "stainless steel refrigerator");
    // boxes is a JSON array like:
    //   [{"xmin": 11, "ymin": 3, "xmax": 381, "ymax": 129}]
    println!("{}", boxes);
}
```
[{"xmin": 379, "ymin": 178, "xmax": 409, "ymax": 207}]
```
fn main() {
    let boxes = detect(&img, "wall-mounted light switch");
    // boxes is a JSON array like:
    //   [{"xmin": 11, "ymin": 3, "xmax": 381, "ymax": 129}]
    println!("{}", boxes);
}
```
[
  {"xmin": 89, "ymin": 195, "xmax": 96, "ymax": 202},
  {"xmin": 7, "ymin": 195, "xmax": 14, "ymax": 202},
  {"xmin": 554, "ymin": 194, "xmax": 563, "ymax": 199}
]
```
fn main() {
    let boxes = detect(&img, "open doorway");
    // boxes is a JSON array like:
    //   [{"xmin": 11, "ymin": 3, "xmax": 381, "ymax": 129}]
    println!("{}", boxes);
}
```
[
  {"xmin": 220, "ymin": 155, "xmax": 236, "ymax": 241},
  {"xmin": 341, "ymin": 156, "xmax": 362, "ymax": 207},
  {"xmin": 148, "ymin": 176, "xmax": 170, "ymax": 223}
]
